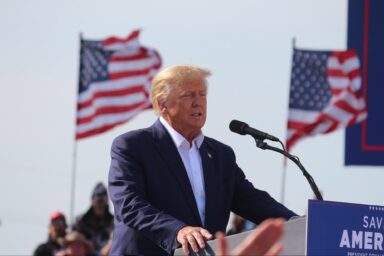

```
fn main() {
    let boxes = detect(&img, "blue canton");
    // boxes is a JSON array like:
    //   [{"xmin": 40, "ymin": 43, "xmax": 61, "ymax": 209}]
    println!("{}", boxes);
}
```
[
  {"xmin": 79, "ymin": 40, "xmax": 113, "ymax": 93},
  {"xmin": 289, "ymin": 49, "xmax": 332, "ymax": 111}
]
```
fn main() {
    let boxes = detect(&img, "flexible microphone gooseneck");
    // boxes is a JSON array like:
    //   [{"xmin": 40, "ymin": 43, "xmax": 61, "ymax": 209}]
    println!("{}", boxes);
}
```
[{"xmin": 229, "ymin": 119, "xmax": 323, "ymax": 201}]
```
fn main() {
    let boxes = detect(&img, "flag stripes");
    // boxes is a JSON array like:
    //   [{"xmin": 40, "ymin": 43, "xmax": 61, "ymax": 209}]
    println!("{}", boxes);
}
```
[
  {"xmin": 286, "ymin": 49, "xmax": 367, "ymax": 151},
  {"xmin": 76, "ymin": 30, "xmax": 161, "ymax": 139}
]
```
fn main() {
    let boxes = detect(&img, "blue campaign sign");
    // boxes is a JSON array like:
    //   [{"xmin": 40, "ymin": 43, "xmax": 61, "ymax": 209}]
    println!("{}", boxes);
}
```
[
  {"xmin": 307, "ymin": 200, "xmax": 384, "ymax": 256},
  {"xmin": 345, "ymin": 0, "xmax": 384, "ymax": 165}
]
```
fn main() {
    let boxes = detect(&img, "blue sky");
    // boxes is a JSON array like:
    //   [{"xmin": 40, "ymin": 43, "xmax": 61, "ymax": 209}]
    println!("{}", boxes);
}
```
[{"xmin": 1, "ymin": 0, "xmax": 382, "ymax": 254}]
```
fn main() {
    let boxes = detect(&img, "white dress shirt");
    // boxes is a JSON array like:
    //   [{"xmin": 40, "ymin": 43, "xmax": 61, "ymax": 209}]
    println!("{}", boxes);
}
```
[{"xmin": 160, "ymin": 117, "xmax": 206, "ymax": 225}]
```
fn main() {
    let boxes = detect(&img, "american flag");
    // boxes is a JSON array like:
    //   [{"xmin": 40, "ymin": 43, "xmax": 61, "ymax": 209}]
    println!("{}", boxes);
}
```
[
  {"xmin": 286, "ymin": 48, "xmax": 367, "ymax": 151},
  {"xmin": 76, "ymin": 30, "xmax": 161, "ymax": 139}
]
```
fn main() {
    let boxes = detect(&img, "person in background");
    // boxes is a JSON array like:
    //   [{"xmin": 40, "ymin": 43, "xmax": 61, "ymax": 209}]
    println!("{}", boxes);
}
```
[
  {"xmin": 34, "ymin": 211, "xmax": 67, "ymax": 256},
  {"xmin": 100, "ymin": 233, "xmax": 112, "ymax": 256},
  {"xmin": 55, "ymin": 231, "xmax": 94, "ymax": 256},
  {"xmin": 226, "ymin": 213, "xmax": 256, "ymax": 236},
  {"xmin": 226, "ymin": 214, "xmax": 247, "ymax": 235},
  {"xmin": 72, "ymin": 182, "xmax": 114, "ymax": 255},
  {"xmin": 108, "ymin": 64, "xmax": 297, "ymax": 255}
]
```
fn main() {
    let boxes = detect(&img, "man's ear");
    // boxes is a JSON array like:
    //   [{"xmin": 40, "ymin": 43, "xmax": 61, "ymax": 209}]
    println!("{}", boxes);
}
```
[{"xmin": 158, "ymin": 99, "xmax": 167, "ymax": 114}]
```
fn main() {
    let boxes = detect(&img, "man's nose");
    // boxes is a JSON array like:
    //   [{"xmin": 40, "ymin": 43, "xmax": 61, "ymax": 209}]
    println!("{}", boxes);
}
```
[{"xmin": 192, "ymin": 95, "xmax": 204, "ymax": 106}]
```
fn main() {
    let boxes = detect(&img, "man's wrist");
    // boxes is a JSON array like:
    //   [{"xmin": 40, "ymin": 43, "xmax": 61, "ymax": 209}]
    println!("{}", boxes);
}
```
[{"xmin": 174, "ymin": 224, "xmax": 188, "ymax": 248}]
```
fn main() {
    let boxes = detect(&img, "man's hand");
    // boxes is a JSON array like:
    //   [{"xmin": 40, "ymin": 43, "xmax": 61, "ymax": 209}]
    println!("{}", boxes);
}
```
[
  {"xmin": 216, "ymin": 218, "xmax": 284, "ymax": 256},
  {"xmin": 176, "ymin": 226, "xmax": 213, "ymax": 255}
]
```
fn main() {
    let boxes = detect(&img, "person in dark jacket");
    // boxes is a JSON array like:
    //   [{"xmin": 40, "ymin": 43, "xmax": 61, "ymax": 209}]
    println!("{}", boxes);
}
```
[
  {"xmin": 72, "ymin": 182, "xmax": 113, "ymax": 255},
  {"xmin": 108, "ymin": 64, "xmax": 297, "ymax": 255},
  {"xmin": 34, "ymin": 211, "xmax": 67, "ymax": 256}
]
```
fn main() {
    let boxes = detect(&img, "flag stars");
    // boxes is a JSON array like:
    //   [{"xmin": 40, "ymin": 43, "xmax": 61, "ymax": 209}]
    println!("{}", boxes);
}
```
[
  {"xmin": 79, "ymin": 40, "xmax": 112, "ymax": 91},
  {"xmin": 321, "ymin": 54, "xmax": 327, "ymax": 61},
  {"xmin": 289, "ymin": 49, "xmax": 331, "ymax": 111}
]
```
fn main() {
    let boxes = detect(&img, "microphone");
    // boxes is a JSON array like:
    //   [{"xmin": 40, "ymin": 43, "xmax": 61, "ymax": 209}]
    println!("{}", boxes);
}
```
[
  {"xmin": 229, "ymin": 120, "xmax": 279, "ymax": 142},
  {"xmin": 229, "ymin": 119, "xmax": 323, "ymax": 201}
]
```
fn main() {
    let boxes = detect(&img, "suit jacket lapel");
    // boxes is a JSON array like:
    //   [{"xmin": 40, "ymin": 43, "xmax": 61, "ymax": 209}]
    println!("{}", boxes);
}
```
[
  {"xmin": 152, "ymin": 120, "xmax": 202, "ymax": 226},
  {"xmin": 199, "ymin": 140, "xmax": 218, "ymax": 230}
]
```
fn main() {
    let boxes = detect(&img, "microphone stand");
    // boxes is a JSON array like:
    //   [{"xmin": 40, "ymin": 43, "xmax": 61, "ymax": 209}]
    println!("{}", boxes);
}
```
[{"xmin": 255, "ymin": 139, "xmax": 323, "ymax": 201}]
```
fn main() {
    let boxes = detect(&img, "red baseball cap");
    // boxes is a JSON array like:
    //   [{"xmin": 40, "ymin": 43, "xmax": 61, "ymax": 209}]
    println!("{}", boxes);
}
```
[{"xmin": 50, "ymin": 211, "xmax": 67, "ymax": 227}]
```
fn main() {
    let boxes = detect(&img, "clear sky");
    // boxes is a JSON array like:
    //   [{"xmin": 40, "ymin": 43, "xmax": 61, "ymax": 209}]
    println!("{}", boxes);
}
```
[{"xmin": 0, "ymin": 0, "xmax": 383, "ymax": 254}]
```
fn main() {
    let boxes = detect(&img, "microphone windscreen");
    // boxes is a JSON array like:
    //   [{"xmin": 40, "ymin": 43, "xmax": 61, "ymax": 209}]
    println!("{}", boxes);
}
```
[{"xmin": 229, "ymin": 120, "xmax": 248, "ymax": 135}]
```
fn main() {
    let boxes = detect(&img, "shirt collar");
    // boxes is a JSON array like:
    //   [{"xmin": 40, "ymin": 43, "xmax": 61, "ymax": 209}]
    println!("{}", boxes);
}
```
[{"xmin": 159, "ymin": 117, "xmax": 204, "ymax": 149}]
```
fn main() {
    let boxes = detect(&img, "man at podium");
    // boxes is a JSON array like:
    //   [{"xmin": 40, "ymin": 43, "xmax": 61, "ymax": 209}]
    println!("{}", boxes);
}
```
[{"xmin": 108, "ymin": 64, "xmax": 297, "ymax": 255}]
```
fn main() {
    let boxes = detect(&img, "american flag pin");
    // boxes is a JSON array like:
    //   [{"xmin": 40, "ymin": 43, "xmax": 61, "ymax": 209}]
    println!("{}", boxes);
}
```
[{"xmin": 207, "ymin": 152, "xmax": 213, "ymax": 159}]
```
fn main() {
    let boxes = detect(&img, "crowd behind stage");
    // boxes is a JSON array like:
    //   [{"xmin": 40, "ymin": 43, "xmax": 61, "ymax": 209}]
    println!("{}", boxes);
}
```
[
  {"xmin": 34, "ymin": 182, "xmax": 255, "ymax": 256},
  {"xmin": 33, "ymin": 183, "xmax": 113, "ymax": 256}
]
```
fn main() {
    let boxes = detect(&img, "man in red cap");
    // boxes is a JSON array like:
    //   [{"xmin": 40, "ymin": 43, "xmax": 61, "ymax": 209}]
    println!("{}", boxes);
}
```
[{"xmin": 34, "ymin": 211, "xmax": 67, "ymax": 256}]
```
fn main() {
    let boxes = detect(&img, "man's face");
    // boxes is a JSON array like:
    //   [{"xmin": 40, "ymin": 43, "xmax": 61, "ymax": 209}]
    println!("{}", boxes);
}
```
[
  {"xmin": 66, "ymin": 241, "xmax": 87, "ymax": 256},
  {"xmin": 92, "ymin": 195, "xmax": 108, "ymax": 216},
  {"xmin": 162, "ymin": 79, "xmax": 207, "ymax": 140},
  {"xmin": 49, "ymin": 218, "xmax": 67, "ymax": 240}
]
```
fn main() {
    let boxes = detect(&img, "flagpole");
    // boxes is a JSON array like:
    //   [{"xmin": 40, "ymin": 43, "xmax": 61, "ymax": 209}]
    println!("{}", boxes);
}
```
[
  {"xmin": 69, "ymin": 139, "xmax": 78, "ymax": 225},
  {"xmin": 69, "ymin": 32, "xmax": 83, "ymax": 225},
  {"xmin": 280, "ymin": 37, "xmax": 296, "ymax": 204},
  {"xmin": 280, "ymin": 160, "xmax": 287, "ymax": 204}
]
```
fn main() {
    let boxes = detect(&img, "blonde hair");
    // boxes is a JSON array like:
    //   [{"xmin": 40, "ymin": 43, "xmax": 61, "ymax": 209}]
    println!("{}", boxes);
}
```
[{"xmin": 151, "ymin": 64, "xmax": 211, "ymax": 116}]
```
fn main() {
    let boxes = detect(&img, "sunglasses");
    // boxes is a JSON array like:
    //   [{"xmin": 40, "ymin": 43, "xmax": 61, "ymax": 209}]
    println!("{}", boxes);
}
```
[{"xmin": 51, "ymin": 219, "xmax": 67, "ymax": 228}]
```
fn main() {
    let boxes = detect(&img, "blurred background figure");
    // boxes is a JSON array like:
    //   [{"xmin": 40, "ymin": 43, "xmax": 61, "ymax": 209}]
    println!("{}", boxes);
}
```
[
  {"xmin": 55, "ymin": 231, "xmax": 93, "ymax": 256},
  {"xmin": 100, "ymin": 233, "xmax": 112, "ymax": 256},
  {"xmin": 227, "ymin": 213, "xmax": 256, "ymax": 236},
  {"xmin": 34, "ymin": 211, "xmax": 67, "ymax": 256},
  {"xmin": 72, "ymin": 182, "xmax": 114, "ymax": 255}
]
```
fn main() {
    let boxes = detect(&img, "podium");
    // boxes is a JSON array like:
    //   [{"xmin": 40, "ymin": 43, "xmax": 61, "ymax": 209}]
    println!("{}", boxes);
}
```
[
  {"xmin": 174, "ymin": 216, "xmax": 306, "ymax": 255},
  {"xmin": 175, "ymin": 200, "xmax": 384, "ymax": 255}
]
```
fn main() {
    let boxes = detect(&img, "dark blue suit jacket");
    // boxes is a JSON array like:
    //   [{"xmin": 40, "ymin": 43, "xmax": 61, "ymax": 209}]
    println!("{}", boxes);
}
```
[{"xmin": 108, "ymin": 120, "xmax": 296, "ymax": 255}]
